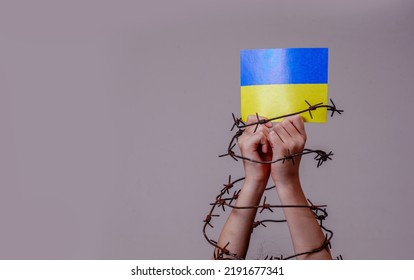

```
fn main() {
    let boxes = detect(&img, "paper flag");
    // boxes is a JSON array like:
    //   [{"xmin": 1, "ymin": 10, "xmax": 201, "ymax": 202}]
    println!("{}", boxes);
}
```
[{"xmin": 240, "ymin": 48, "xmax": 329, "ymax": 122}]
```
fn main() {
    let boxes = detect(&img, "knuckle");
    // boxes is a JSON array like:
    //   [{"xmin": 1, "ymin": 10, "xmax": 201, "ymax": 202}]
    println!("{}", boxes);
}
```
[
  {"xmin": 246, "ymin": 115, "xmax": 256, "ymax": 124},
  {"xmin": 237, "ymin": 136, "xmax": 246, "ymax": 147},
  {"xmin": 293, "ymin": 138, "xmax": 305, "ymax": 151},
  {"xmin": 286, "ymin": 140, "xmax": 296, "ymax": 151},
  {"xmin": 274, "ymin": 124, "xmax": 283, "ymax": 133},
  {"xmin": 268, "ymin": 134, "xmax": 276, "ymax": 145},
  {"xmin": 292, "ymin": 114, "xmax": 302, "ymax": 122},
  {"xmin": 302, "ymin": 133, "xmax": 307, "ymax": 143}
]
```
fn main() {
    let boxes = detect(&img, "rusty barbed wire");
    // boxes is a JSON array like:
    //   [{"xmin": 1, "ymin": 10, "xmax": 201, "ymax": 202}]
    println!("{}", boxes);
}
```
[
  {"xmin": 203, "ymin": 175, "xmax": 333, "ymax": 260},
  {"xmin": 231, "ymin": 98, "xmax": 343, "ymax": 132},
  {"xmin": 203, "ymin": 99, "xmax": 343, "ymax": 260},
  {"xmin": 219, "ymin": 99, "xmax": 342, "ymax": 167}
]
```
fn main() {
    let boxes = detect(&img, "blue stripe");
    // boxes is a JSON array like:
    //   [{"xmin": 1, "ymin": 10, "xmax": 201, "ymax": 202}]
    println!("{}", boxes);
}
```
[{"xmin": 240, "ymin": 48, "xmax": 328, "ymax": 86}]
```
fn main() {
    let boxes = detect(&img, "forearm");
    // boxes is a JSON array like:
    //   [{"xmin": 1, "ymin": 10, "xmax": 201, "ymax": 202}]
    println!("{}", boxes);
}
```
[
  {"xmin": 275, "ymin": 177, "xmax": 332, "ymax": 260},
  {"xmin": 216, "ymin": 178, "xmax": 267, "ymax": 259}
]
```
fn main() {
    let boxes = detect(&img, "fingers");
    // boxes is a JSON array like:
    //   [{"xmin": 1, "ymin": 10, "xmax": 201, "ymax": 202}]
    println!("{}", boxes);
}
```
[
  {"xmin": 241, "ymin": 115, "xmax": 271, "ymax": 154},
  {"xmin": 268, "ymin": 115, "xmax": 307, "ymax": 154},
  {"xmin": 268, "ymin": 129, "xmax": 283, "ymax": 149},
  {"xmin": 240, "ymin": 114, "xmax": 306, "ymax": 156},
  {"xmin": 274, "ymin": 121, "xmax": 291, "ymax": 143},
  {"xmin": 242, "ymin": 128, "xmax": 268, "ymax": 151},
  {"xmin": 260, "ymin": 126, "xmax": 270, "ymax": 153},
  {"xmin": 288, "ymin": 114, "xmax": 306, "ymax": 139},
  {"xmin": 280, "ymin": 116, "xmax": 306, "ymax": 142}
]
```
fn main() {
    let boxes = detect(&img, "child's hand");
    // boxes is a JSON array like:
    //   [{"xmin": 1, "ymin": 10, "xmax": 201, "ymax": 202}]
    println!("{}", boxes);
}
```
[
  {"xmin": 237, "ymin": 115, "xmax": 272, "ymax": 184},
  {"xmin": 268, "ymin": 115, "xmax": 307, "ymax": 185}
]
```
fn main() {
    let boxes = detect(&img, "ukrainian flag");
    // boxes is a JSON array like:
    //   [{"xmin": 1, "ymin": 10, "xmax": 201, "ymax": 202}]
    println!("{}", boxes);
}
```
[{"xmin": 240, "ymin": 48, "xmax": 328, "ymax": 122}]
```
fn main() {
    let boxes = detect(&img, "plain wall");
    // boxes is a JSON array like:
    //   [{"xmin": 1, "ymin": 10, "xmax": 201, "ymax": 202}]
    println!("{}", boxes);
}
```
[{"xmin": 1, "ymin": 0, "xmax": 414, "ymax": 259}]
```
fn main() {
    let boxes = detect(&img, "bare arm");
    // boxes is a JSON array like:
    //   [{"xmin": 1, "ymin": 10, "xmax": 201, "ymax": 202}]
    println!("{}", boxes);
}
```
[
  {"xmin": 215, "ymin": 178, "xmax": 267, "ymax": 259},
  {"xmin": 268, "ymin": 115, "xmax": 332, "ymax": 260},
  {"xmin": 215, "ymin": 115, "xmax": 272, "ymax": 259}
]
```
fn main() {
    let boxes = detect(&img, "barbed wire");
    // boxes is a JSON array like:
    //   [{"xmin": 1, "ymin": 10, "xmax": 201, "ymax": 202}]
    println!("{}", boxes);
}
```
[{"xmin": 203, "ymin": 99, "xmax": 344, "ymax": 260}]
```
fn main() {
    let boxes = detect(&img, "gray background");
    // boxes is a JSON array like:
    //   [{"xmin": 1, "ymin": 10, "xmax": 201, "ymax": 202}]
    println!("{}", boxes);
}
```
[{"xmin": 1, "ymin": 0, "xmax": 413, "ymax": 259}]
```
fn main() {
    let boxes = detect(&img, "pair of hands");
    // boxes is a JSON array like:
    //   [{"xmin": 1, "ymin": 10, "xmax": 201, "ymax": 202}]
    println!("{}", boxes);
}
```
[{"xmin": 237, "ymin": 114, "xmax": 307, "ymax": 186}]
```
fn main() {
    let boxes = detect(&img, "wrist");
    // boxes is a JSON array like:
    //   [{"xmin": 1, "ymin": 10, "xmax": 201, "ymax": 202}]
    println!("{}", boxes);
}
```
[
  {"xmin": 273, "ymin": 176, "xmax": 307, "ymax": 205},
  {"xmin": 244, "ymin": 174, "xmax": 269, "ymax": 187},
  {"xmin": 244, "ymin": 168, "xmax": 270, "ymax": 188},
  {"xmin": 271, "ymin": 173, "xmax": 300, "ymax": 187},
  {"xmin": 239, "ymin": 176, "xmax": 268, "ymax": 200}
]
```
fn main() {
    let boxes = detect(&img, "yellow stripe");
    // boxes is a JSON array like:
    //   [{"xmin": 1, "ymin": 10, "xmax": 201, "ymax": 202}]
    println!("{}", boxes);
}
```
[{"xmin": 241, "ymin": 84, "xmax": 328, "ymax": 122}]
